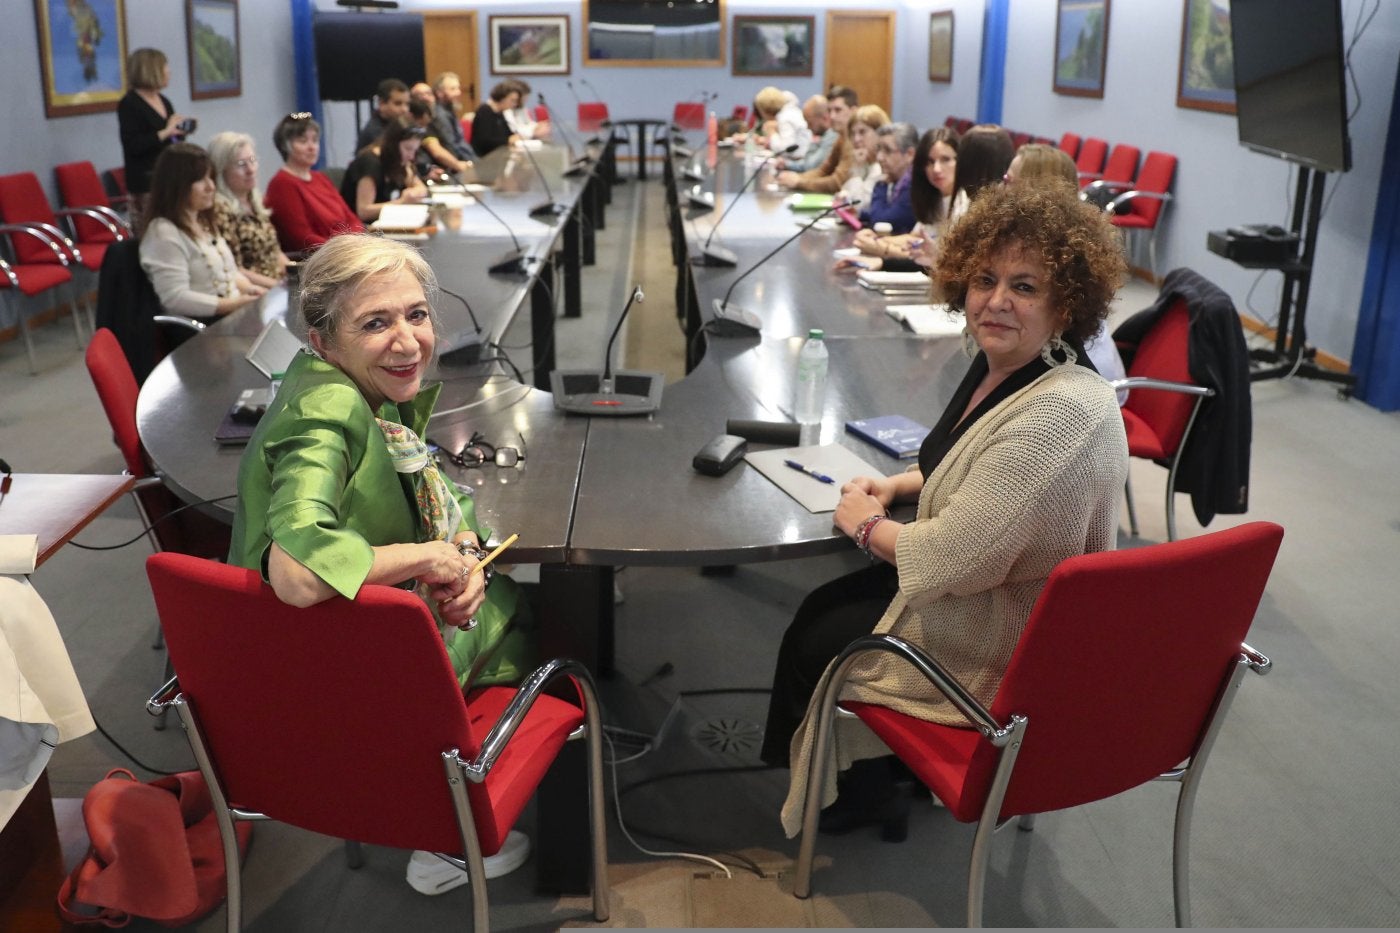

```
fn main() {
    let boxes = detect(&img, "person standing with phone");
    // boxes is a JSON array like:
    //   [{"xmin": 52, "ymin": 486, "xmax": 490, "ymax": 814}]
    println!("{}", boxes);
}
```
[{"xmin": 118, "ymin": 48, "xmax": 195, "ymax": 235}]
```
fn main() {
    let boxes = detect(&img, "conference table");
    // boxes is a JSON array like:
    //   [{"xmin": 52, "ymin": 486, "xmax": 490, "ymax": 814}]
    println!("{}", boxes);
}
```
[{"xmin": 136, "ymin": 135, "xmax": 966, "ymax": 892}]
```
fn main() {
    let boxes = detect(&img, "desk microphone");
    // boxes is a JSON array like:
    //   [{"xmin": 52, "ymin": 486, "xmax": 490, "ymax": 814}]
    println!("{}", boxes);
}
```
[
  {"xmin": 692, "ymin": 144, "xmax": 798, "ymax": 267},
  {"xmin": 566, "ymin": 80, "xmax": 603, "ymax": 145},
  {"xmin": 516, "ymin": 142, "xmax": 568, "ymax": 221},
  {"xmin": 537, "ymin": 94, "xmax": 592, "ymax": 177},
  {"xmin": 709, "ymin": 200, "xmax": 856, "ymax": 338},
  {"xmin": 550, "ymin": 285, "xmax": 664, "ymax": 415},
  {"xmin": 470, "ymin": 190, "xmax": 532, "ymax": 276},
  {"xmin": 437, "ymin": 284, "xmax": 485, "ymax": 361}
]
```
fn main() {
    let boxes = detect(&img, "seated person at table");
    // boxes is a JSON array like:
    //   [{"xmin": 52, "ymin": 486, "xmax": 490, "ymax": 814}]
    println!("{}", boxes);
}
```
[
  {"xmin": 471, "ymin": 82, "xmax": 521, "ymax": 158},
  {"xmin": 843, "ymin": 127, "xmax": 962, "ymax": 273},
  {"xmin": 836, "ymin": 104, "xmax": 890, "ymax": 206},
  {"xmin": 953, "ymin": 124, "xmax": 1016, "ymax": 200},
  {"xmin": 765, "ymin": 184, "xmax": 1129, "ymax": 839},
  {"xmin": 356, "ymin": 78, "xmax": 410, "ymax": 152},
  {"xmin": 752, "ymin": 86, "xmax": 811, "ymax": 156},
  {"xmin": 139, "ymin": 142, "xmax": 266, "ymax": 319},
  {"xmin": 264, "ymin": 113, "xmax": 365, "ymax": 254},
  {"xmin": 427, "ymin": 72, "xmax": 479, "ymax": 167},
  {"xmin": 858, "ymin": 122, "xmax": 919, "ymax": 234},
  {"xmin": 207, "ymin": 131, "xmax": 289, "ymax": 287},
  {"xmin": 776, "ymin": 96, "xmax": 838, "ymax": 174},
  {"xmin": 228, "ymin": 233, "xmax": 535, "ymax": 893},
  {"xmin": 340, "ymin": 116, "xmax": 429, "ymax": 223},
  {"xmin": 413, "ymin": 78, "xmax": 475, "ymax": 177},
  {"xmin": 503, "ymin": 78, "xmax": 550, "ymax": 141},
  {"xmin": 407, "ymin": 99, "xmax": 443, "ymax": 180},
  {"xmin": 777, "ymin": 87, "xmax": 856, "ymax": 193}
]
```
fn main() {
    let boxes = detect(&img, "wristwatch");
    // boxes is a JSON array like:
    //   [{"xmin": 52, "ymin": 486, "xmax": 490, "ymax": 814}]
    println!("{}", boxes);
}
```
[{"xmin": 456, "ymin": 540, "xmax": 495, "ymax": 583}]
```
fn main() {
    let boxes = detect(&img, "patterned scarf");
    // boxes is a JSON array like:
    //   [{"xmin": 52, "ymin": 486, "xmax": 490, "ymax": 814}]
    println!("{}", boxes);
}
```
[{"xmin": 375, "ymin": 417, "xmax": 463, "ymax": 543}]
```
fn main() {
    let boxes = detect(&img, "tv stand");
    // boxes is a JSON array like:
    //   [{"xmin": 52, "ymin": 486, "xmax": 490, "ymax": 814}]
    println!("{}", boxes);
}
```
[{"xmin": 1211, "ymin": 167, "xmax": 1355, "ymax": 392}]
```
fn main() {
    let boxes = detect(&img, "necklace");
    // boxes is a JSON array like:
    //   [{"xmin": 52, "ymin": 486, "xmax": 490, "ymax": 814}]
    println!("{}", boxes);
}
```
[{"xmin": 189, "ymin": 225, "xmax": 236, "ymax": 298}]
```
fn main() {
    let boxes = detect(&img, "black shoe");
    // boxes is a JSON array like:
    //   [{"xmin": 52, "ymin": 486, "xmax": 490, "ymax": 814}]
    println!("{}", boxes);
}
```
[{"xmin": 817, "ymin": 757, "xmax": 910, "ymax": 842}]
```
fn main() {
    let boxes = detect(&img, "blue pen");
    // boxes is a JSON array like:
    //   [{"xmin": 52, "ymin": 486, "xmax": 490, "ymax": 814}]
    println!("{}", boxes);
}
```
[{"xmin": 784, "ymin": 459, "xmax": 835, "ymax": 484}]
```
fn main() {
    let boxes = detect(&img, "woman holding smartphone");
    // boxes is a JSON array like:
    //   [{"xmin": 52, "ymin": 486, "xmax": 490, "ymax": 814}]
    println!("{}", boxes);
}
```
[{"xmin": 117, "ymin": 47, "xmax": 195, "ymax": 235}]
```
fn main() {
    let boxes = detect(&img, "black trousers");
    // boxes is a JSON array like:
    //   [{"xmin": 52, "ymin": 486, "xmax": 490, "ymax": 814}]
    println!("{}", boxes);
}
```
[{"xmin": 760, "ymin": 562, "xmax": 899, "ymax": 767}]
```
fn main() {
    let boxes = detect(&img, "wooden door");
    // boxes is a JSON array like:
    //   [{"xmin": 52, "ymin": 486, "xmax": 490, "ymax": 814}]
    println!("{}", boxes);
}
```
[
  {"xmin": 824, "ymin": 9, "xmax": 895, "ymax": 114},
  {"xmin": 423, "ymin": 11, "xmax": 479, "ymax": 111}
]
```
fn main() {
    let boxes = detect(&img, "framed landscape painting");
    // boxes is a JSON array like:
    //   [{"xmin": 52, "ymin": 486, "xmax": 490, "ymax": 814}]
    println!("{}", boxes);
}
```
[
  {"xmin": 33, "ymin": 0, "xmax": 129, "ymax": 118},
  {"xmin": 732, "ymin": 15, "xmax": 815, "ymax": 78},
  {"xmin": 1177, "ymin": 0, "xmax": 1235, "ymax": 113},
  {"xmin": 490, "ymin": 15, "xmax": 570, "ymax": 75},
  {"xmin": 1053, "ymin": 0, "xmax": 1110, "ymax": 98},
  {"xmin": 928, "ymin": 11, "xmax": 953, "ymax": 83},
  {"xmin": 187, "ymin": 0, "xmax": 241, "ymax": 100}
]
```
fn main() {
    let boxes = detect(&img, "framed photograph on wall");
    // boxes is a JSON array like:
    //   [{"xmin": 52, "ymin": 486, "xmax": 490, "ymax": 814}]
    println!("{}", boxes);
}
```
[
  {"xmin": 187, "ymin": 0, "xmax": 240, "ymax": 100},
  {"xmin": 732, "ymin": 15, "xmax": 815, "ymax": 78},
  {"xmin": 490, "ymin": 15, "xmax": 570, "ymax": 75},
  {"xmin": 33, "ymin": 0, "xmax": 129, "ymax": 118},
  {"xmin": 928, "ymin": 11, "xmax": 953, "ymax": 83},
  {"xmin": 1177, "ymin": 0, "xmax": 1235, "ymax": 113},
  {"xmin": 1053, "ymin": 0, "xmax": 1110, "ymax": 98}
]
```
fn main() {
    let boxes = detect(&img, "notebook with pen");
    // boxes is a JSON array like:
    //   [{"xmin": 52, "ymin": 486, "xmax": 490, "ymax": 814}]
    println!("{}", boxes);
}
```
[{"xmin": 744, "ymin": 443, "xmax": 881, "ymax": 513}]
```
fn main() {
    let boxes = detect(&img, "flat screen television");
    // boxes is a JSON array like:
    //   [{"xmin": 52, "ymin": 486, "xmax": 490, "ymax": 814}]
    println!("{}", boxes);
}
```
[
  {"xmin": 314, "ymin": 11, "xmax": 425, "ymax": 102},
  {"xmin": 584, "ymin": 0, "xmax": 725, "ymax": 66},
  {"xmin": 1230, "ymin": 0, "xmax": 1351, "ymax": 173}
]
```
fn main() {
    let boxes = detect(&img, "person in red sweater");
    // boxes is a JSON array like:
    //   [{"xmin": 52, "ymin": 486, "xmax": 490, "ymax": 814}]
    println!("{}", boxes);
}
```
[{"xmin": 264, "ymin": 113, "xmax": 365, "ymax": 254}]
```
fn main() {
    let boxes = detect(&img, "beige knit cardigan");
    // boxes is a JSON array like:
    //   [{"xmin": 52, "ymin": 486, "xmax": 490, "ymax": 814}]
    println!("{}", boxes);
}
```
[{"xmin": 780, "ymin": 363, "xmax": 1128, "ymax": 836}]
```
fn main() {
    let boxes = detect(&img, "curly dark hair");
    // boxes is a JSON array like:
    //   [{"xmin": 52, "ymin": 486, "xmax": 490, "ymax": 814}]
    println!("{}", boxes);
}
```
[{"xmin": 932, "ymin": 183, "xmax": 1126, "ymax": 342}]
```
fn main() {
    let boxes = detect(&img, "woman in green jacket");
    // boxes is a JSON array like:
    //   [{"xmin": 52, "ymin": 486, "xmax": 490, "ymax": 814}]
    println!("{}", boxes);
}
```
[{"xmin": 228, "ymin": 233, "xmax": 532, "ymax": 893}]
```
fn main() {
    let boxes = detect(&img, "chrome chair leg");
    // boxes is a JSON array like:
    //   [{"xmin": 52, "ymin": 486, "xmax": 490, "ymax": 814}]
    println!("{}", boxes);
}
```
[{"xmin": 1124, "ymin": 473, "xmax": 1140, "ymax": 537}]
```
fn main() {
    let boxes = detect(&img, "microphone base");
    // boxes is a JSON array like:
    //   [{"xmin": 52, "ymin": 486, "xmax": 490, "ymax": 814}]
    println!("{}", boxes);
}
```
[
  {"xmin": 672, "ymin": 146, "xmax": 695, "ymax": 160},
  {"xmin": 550, "ymin": 370, "xmax": 665, "ymax": 416},
  {"xmin": 563, "ymin": 164, "xmax": 589, "ymax": 178},
  {"xmin": 530, "ymin": 201, "xmax": 570, "ymax": 221},
  {"xmin": 709, "ymin": 299, "xmax": 763, "ymax": 337},
  {"xmin": 682, "ymin": 168, "xmax": 706, "ymax": 183},
  {"xmin": 439, "ymin": 331, "xmax": 485, "ymax": 365},
  {"xmin": 691, "ymin": 245, "xmax": 738, "ymax": 267},
  {"xmin": 488, "ymin": 250, "xmax": 530, "ymax": 276},
  {"xmin": 686, "ymin": 190, "xmax": 715, "ymax": 213}
]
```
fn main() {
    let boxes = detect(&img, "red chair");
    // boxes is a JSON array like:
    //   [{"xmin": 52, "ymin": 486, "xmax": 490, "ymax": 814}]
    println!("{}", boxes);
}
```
[
  {"xmin": 732, "ymin": 104, "xmax": 750, "ymax": 124},
  {"xmin": 1113, "ymin": 297, "xmax": 1213, "ymax": 541},
  {"xmin": 461, "ymin": 114, "xmax": 473, "ymax": 146},
  {"xmin": 578, "ymin": 101, "xmax": 611, "ymax": 134},
  {"xmin": 144, "ymin": 552, "xmax": 611, "ymax": 933},
  {"xmin": 103, "ymin": 166, "xmax": 130, "ymax": 209},
  {"xmin": 1074, "ymin": 136, "xmax": 1108, "ymax": 186},
  {"xmin": 1009, "ymin": 130, "xmax": 1032, "ymax": 149},
  {"xmin": 795, "ymin": 521, "xmax": 1284, "ymax": 927},
  {"xmin": 0, "ymin": 192, "xmax": 81, "ymax": 373},
  {"xmin": 53, "ymin": 161, "xmax": 134, "ymax": 245},
  {"xmin": 672, "ymin": 101, "xmax": 706, "ymax": 131},
  {"xmin": 1058, "ymin": 132, "xmax": 1081, "ymax": 159},
  {"xmin": 1106, "ymin": 151, "xmax": 1179, "ymax": 278},
  {"xmin": 532, "ymin": 104, "xmax": 549, "ymax": 123}
]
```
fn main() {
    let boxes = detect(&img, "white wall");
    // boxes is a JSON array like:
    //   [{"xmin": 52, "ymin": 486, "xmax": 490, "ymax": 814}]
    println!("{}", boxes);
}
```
[{"xmin": 999, "ymin": 0, "xmax": 1400, "ymax": 363}]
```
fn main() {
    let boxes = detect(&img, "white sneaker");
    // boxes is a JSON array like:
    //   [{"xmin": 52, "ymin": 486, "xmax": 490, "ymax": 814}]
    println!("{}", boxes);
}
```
[{"xmin": 406, "ymin": 831, "xmax": 531, "ymax": 895}]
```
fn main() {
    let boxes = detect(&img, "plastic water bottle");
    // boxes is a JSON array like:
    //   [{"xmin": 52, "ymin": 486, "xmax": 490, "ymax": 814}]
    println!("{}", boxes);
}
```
[{"xmin": 794, "ymin": 329, "xmax": 829, "ymax": 427}]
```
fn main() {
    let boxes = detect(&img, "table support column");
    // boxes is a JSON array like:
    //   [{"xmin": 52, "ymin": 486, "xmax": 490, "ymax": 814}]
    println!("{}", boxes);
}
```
[
  {"xmin": 531, "ymin": 260, "xmax": 557, "ymax": 390},
  {"xmin": 563, "ymin": 210, "xmax": 582, "ymax": 319}
]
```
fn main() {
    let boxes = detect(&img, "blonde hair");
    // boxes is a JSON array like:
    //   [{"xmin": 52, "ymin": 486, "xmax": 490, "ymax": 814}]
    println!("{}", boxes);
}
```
[
  {"xmin": 851, "ymin": 104, "xmax": 890, "ymax": 134},
  {"xmin": 754, "ymin": 86, "xmax": 788, "ymax": 118},
  {"xmin": 298, "ymin": 234, "xmax": 439, "ymax": 348},
  {"xmin": 206, "ymin": 131, "xmax": 269, "ymax": 221},
  {"xmin": 1013, "ymin": 143, "xmax": 1078, "ymax": 189},
  {"xmin": 127, "ymin": 48, "xmax": 167, "ymax": 90}
]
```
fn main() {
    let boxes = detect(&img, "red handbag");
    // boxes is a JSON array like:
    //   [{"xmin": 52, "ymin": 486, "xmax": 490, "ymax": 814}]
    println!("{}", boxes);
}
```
[{"xmin": 56, "ymin": 768, "xmax": 253, "ymax": 927}]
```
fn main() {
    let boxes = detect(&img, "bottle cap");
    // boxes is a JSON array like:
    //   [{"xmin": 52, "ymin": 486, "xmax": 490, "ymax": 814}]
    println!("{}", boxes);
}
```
[
  {"xmin": 808, "ymin": 328, "xmax": 824, "ymax": 339},
  {"xmin": 873, "ymin": 222, "xmax": 893, "ymax": 235}
]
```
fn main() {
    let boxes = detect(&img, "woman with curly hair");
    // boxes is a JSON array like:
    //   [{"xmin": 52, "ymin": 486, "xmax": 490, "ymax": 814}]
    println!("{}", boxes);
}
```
[{"xmin": 765, "ymin": 183, "xmax": 1130, "ymax": 840}]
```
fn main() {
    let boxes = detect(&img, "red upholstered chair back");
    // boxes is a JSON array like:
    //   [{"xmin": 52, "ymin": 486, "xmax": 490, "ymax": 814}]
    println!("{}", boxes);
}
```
[
  {"xmin": 732, "ymin": 104, "xmax": 750, "ymax": 124},
  {"xmin": 1123, "ymin": 300, "xmax": 1197, "ymax": 455},
  {"xmin": 0, "ymin": 172, "xmax": 61, "ymax": 265},
  {"xmin": 1009, "ymin": 130, "xmax": 1032, "ymax": 149},
  {"xmin": 55, "ymin": 161, "xmax": 119, "ymax": 243},
  {"xmin": 1075, "ymin": 136, "xmax": 1107, "ymax": 179},
  {"xmin": 1100, "ymin": 143, "xmax": 1141, "ymax": 185},
  {"xmin": 1058, "ymin": 132, "xmax": 1081, "ymax": 158},
  {"xmin": 461, "ymin": 115, "xmax": 473, "ymax": 145},
  {"xmin": 146, "ymin": 553, "xmax": 491, "ymax": 855},
  {"xmin": 579, "ymin": 101, "xmax": 610, "ymax": 132},
  {"xmin": 968, "ymin": 521, "xmax": 1283, "ymax": 819},
  {"xmin": 673, "ymin": 101, "xmax": 705, "ymax": 130},
  {"xmin": 533, "ymin": 104, "xmax": 548, "ymax": 122},
  {"xmin": 85, "ymin": 328, "xmax": 148, "ymax": 478},
  {"xmin": 1120, "ymin": 150, "xmax": 1178, "ymax": 227}
]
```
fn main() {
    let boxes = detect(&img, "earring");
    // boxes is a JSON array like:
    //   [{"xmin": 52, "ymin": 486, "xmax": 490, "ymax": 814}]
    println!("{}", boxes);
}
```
[
  {"xmin": 961, "ymin": 326, "xmax": 979, "ymax": 359},
  {"xmin": 1040, "ymin": 333, "xmax": 1078, "ymax": 367}
]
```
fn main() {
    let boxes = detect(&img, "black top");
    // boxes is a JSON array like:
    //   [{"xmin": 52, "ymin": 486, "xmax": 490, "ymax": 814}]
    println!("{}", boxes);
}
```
[
  {"xmin": 117, "ymin": 91, "xmax": 176, "ymax": 195},
  {"xmin": 919, "ymin": 337, "xmax": 1095, "ymax": 479},
  {"xmin": 339, "ymin": 151, "xmax": 399, "ymax": 214},
  {"xmin": 470, "ymin": 104, "xmax": 513, "ymax": 158},
  {"xmin": 356, "ymin": 112, "xmax": 389, "ymax": 152}
]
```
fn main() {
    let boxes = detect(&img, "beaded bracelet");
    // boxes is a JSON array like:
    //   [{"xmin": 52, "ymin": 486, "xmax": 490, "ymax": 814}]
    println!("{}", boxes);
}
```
[
  {"xmin": 457, "ymin": 540, "xmax": 496, "ymax": 583},
  {"xmin": 854, "ymin": 513, "xmax": 887, "ymax": 558}
]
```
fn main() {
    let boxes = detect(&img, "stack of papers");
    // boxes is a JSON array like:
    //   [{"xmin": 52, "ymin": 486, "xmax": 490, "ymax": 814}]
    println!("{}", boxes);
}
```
[
  {"xmin": 884, "ymin": 303, "xmax": 965, "ymax": 336},
  {"xmin": 744, "ymin": 444, "xmax": 882, "ymax": 513},
  {"xmin": 856, "ymin": 270, "xmax": 930, "ymax": 294},
  {"xmin": 371, "ymin": 204, "xmax": 432, "ymax": 234}
]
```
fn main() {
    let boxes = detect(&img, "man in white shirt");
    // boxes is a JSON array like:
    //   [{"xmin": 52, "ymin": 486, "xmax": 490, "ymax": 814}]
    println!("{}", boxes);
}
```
[{"xmin": 779, "ymin": 96, "xmax": 838, "ymax": 173}]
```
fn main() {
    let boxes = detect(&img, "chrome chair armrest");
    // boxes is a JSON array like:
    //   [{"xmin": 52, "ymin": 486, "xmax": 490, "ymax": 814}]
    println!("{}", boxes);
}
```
[
  {"xmin": 56, "ymin": 206, "xmax": 131, "ymax": 240},
  {"xmin": 1241, "ymin": 642, "xmax": 1272, "ymax": 674},
  {"xmin": 0, "ymin": 223, "xmax": 72, "ymax": 266},
  {"xmin": 1107, "ymin": 189, "xmax": 1173, "ymax": 215},
  {"xmin": 829, "ymin": 634, "xmax": 1015, "ymax": 745},
  {"xmin": 0, "ymin": 256, "xmax": 18, "ymax": 287},
  {"xmin": 29, "ymin": 222, "xmax": 82, "ymax": 262},
  {"xmin": 1081, "ymin": 178, "xmax": 1132, "ymax": 198},
  {"xmin": 1108, "ymin": 375, "xmax": 1214, "ymax": 397},
  {"xmin": 153, "ymin": 314, "xmax": 207, "ymax": 332},
  {"xmin": 459, "ymin": 657, "xmax": 600, "ymax": 781},
  {"xmin": 146, "ymin": 673, "xmax": 182, "ymax": 716}
]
